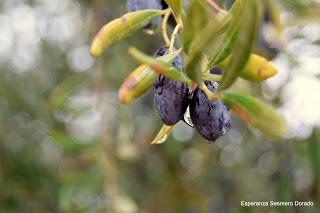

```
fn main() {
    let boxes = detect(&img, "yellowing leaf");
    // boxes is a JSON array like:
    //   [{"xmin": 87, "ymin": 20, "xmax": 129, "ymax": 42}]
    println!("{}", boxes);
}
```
[
  {"xmin": 240, "ymin": 54, "xmax": 278, "ymax": 81},
  {"xmin": 150, "ymin": 125, "xmax": 174, "ymax": 144},
  {"xmin": 219, "ymin": 54, "xmax": 278, "ymax": 81},
  {"xmin": 128, "ymin": 47, "xmax": 192, "ymax": 84},
  {"xmin": 118, "ymin": 64, "xmax": 157, "ymax": 105},
  {"xmin": 118, "ymin": 50, "xmax": 181, "ymax": 104},
  {"xmin": 222, "ymin": 92, "xmax": 287, "ymax": 138},
  {"xmin": 91, "ymin": 10, "xmax": 163, "ymax": 57}
]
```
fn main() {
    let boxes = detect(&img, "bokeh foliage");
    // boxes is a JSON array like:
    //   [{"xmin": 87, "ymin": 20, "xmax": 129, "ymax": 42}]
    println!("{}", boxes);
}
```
[{"xmin": 0, "ymin": 0, "xmax": 320, "ymax": 212}]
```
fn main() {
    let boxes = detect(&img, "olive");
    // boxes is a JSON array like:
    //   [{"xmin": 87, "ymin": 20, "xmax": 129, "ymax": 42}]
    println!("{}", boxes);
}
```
[
  {"xmin": 189, "ymin": 81, "xmax": 231, "ymax": 142},
  {"xmin": 153, "ymin": 47, "xmax": 189, "ymax": 126}
]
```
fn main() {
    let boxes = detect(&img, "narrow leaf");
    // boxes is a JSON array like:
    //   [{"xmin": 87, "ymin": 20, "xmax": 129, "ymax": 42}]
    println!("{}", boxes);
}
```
[
  {"xmin": 218, "ymin": 0, "xmax": 262, "ymax": 91},
  {"xmin": 219, "ymin": 54, "xmax": 278, "ymax": 81},
  {"xmin": 129, "ymin": 47, "xmax": 192, "ymax": 84},
  {"xmin": 222, "ymin": 92, "xmax": 287, "ymax": 138},
  {"xmin": 118, "ymin": 64, "xmax": 157, "ymax": 104},
  {"xmin": 119, "ymin": 51, "xmax": 180, "ymax": 104},
  {"xmin": 150, "ymin": 125, "xmax": 174, "ymax": 144},
  {"xmin": 185, "ymin": 5, "xmax": 231, "ymax": 84},
  {"xmin": 207, "ymin": 0, "xmax": 242, "ymax": 67},
  {"xmin": 165, "ymin": 0, "xmax": 184, "ymax": 26},
  {"xmin": 91, "ymin": 10, "xmax": 163, "ymax": 57},
  {"xmin": 183, "ymin": 0, "xmax": 211, "ymax": 53}
]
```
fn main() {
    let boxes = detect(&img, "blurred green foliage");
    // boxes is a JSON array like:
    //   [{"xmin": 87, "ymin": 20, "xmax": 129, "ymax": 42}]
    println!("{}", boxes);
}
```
[{"xmin": 0, "ymin": 0, "xmax": 319, "ymax": 212}]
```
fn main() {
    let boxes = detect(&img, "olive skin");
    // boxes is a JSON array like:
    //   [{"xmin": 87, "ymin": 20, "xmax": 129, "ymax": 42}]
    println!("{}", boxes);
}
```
[
  {"xmin": 153, "ymin": 47, "xmax": 189, "ymax": 126},
  {"xmin": 189, "ymin": 81, "xmax": 231, "ymax": 142},
  {"xmin": 127, "ymin": 0, "xmax": 162, "ymax": 29},
  {"xmin": 127, "ymin": 0, "xmax": 162, "ymax": 12},
  {"xmin": 210, "ymin": 67, "xmax": 223, "ymax": 75}
]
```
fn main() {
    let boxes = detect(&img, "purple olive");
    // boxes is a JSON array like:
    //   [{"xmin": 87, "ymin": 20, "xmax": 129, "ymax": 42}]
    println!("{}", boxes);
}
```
[
  {"xmin": 153, "ymin": 47, "xmax": 189, "ymax": 126},
  {"xmin": 189, "ymin": 81, "xmax": 231, "ymax": 142},
  {"xmin": 127, "ymin": 0, "xmax": 163, "ymax": 30}
]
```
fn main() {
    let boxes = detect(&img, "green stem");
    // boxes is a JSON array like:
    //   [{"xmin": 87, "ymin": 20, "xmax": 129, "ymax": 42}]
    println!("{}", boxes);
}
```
[
  {"xmin": 199, "ymin": 83, "xmax": 221, "ymax": 101},
  {"xmin": 161, "ymin": 9, "xmax": 171, "ymax": 46},
  {"xmin": 203, "ymin": 73, "xmax": 222, "ymax": 82},
  {"xmin": 169, "ymin": 24, "xmax": 181, "ymax": 52}
]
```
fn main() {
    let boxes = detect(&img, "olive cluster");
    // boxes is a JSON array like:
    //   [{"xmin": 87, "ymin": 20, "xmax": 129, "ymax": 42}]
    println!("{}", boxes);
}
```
[
  {"xmin": 127, "ymin": 0, "xmax": 231, "ymax": 142},
  {"xmin": 153, "ymin": 47, "xmax": 231, "ymax": 143}
]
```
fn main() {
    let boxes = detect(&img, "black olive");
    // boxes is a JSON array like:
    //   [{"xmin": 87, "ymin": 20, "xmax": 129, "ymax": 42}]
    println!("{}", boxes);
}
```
[
  {"xmin": 153, "ymin": 47, "xmax": 189, "ymax": 126},
  {"xmin": 189, "ymin": 81, "xmax": 231, "ymax": 142}
]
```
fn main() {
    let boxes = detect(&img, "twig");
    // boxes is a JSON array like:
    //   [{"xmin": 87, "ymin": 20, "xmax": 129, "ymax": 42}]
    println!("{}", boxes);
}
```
[
  {"xmin": 169, "ymin": 24, "xmax": 181, "ymax": 52},
  {"xmin": 161, "ymin": 9, "xmax": 171, "ymax": 46},
  {"xmin": 199, "ymin": 83, "xmax": 221, "ymax": 101}
]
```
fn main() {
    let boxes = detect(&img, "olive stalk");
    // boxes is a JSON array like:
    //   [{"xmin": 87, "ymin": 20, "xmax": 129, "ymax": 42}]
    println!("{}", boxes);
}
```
[
  {"xmin": 199, "ymin": 83, "xmax": 221, "ymax": 101},
  {"xmin": 203, "ymin": 73, "xmax": 222, "ymax": 82},
  {"xmin": 169, "ymin": 24, "xmax": 181, "ymax": 52},
  {"xmin": 161, "ymin": 9, "xmax": 171, "ymax": 46}
]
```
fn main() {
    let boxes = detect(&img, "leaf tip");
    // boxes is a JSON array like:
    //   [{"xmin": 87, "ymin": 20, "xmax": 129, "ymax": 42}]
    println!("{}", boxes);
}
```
[
  {"xmin": 150, "ymin": 125, "xmax": 173, "ymax": 145},
  {"xmin": 118, "ymin": 76, "xmax": 138, "ymax": 105},
  {"xmin": 90, "ymin": 39, "xmax": 103, "ymax": 57}
]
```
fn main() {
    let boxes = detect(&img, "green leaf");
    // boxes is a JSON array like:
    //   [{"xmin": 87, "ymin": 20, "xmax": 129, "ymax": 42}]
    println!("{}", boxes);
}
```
[
  {"xmin": 218, "ymin": 0, "xmax": 262, "ymax": 91},
  {"xmin": 183, "ymin": 0, "xmax": 211, "ymax": 53},
  {"xmin": 207, "ymin": 32, "xmax": 237, "ymax": 67},
  {"xmin": 128, "ymin": 47, "xmax": 192, "ymax": 84},
  {"xmin": 222, "ymin": 92, "xmax": 287, "ymax": 138},
  {"xmin": 185, "ymin": 17, "xmax": 230, "ymax": 84},
  {"xmin": 184, "ymin": 2, "xmax": 231, "ymax": 84},
  {"xmin": 165, "ymin": 0, "xmax": 184, "ymax": 26},
  {"xmin": 150, "ymin": 125, "xmax": 174, "ymax": 144},
  {"xmin": 207, "ymin": 0, "xmax": 242, "ymax": 67},
  {"xmin": 119, "ymin": 50, "xmax": 181, "ymax": 104},
  {"xmin": 90, "ymin": 10, "xmax": 163, "ymax": 57}
]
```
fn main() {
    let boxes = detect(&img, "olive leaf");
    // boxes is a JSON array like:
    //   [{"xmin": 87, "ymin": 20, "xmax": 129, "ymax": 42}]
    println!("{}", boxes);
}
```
[
  {"xmin": 128, "ymin": 47, "xmax": 192, "ymax": 84},
  {"xmin": 219, "ymin": 54, "xmax": 278, "ymax": 81},
  {"xmin": 150, "ymin": 125, "xmax": 174, "ymax": 144},
  {"xmin": 182, "ymin": 0, "xmax": 208, "ymax": 53},
  {"xmin": 165, "ymin": 0, "xmax": 184, "ymax": 26},
  {"xmin": 184, "ymin": 12, "xmax": 230, "ymax": 84},
  {"xmin": 119, "ymin": 49, "xmax": 181, "ymax": 104},
  {"xmin": 218, "ymin": 0, "xmax": 262, "ymax": 91},
  {"xmin": 206, "ymin": 0, "xmax": 242, "ymax": 68},
  {"xmin": 91, "ymin": 10, "xmax": 163, "ymax": 57},
  {"xmin": 222, "ymin": 92, "xmax": 287, "ymax": 138}
]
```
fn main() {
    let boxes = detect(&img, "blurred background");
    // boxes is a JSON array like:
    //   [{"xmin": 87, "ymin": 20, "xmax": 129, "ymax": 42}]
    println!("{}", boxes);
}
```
[{"xmin": 0, "ymin": 0, "xmax": 319, "ymax": 212}]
